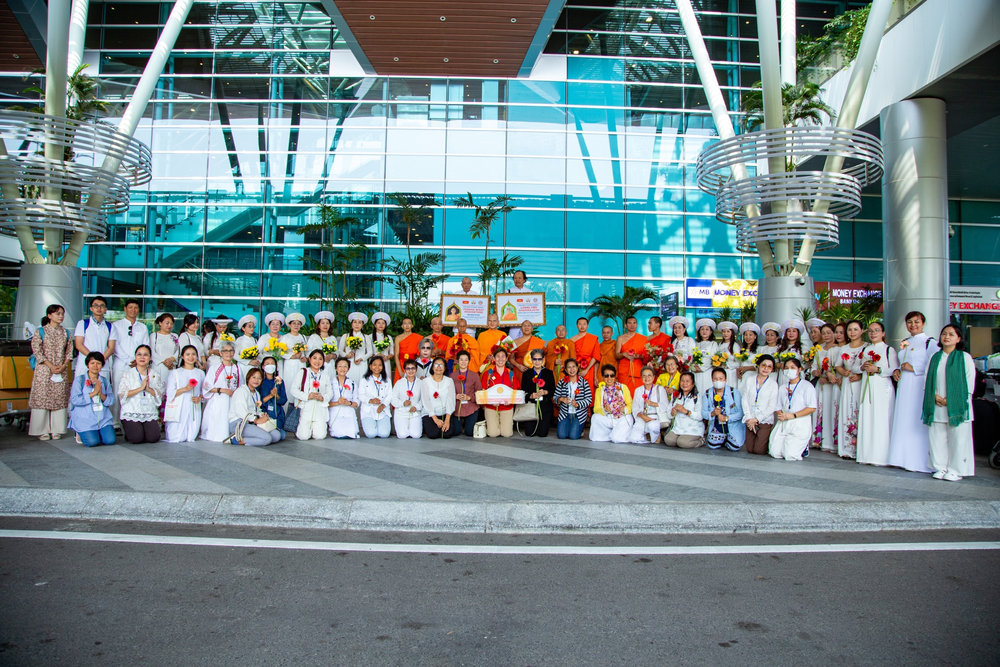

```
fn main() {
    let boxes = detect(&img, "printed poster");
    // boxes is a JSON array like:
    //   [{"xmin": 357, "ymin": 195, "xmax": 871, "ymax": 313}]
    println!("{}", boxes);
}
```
[
  {"xmin": 495, "ymin": 292, "xmax": 546, "ymax": 327},
  {"xmin": 439, "ymin": 295, "xmax": 491, "ymax": 327}
]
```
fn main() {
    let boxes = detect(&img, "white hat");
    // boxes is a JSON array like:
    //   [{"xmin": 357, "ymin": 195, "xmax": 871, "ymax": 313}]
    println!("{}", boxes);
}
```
[
  {"xmin": 806, "ymin": 318, "xmax": 826, "ymax": 330},
  {"xmin": 781, "ymin": 319, "xmax": 806, "ymax": 337},
  {"xmin": 761, "ymin": 322, "xmax": 781, "ymax": 335},
  {"xmin": 315, "ymin": 311, "xmax": 335, "ymax": 324},
  {"xmin": 264, "ymin": 312, "xmax": 285, "ymax": 326},
  {"xmin": 739, "ymin": 322, "xmax": 761, "ymax": 336},
  {"xmin": 695, "ymin": 318, "xmax": 716, "ymax": 331},
  {"xmin": 238, "ymin": 314, "xmax": 257, "ymax": 330},
  {"xmin": 717, "ymin": 321, "xmax": 738, "ymax": 332},
  {"xmin": 348, "ymin": 311, "xmax": 368, "ymax": 324},
  {"xmin": 211, "ymin": 316, "xmax": 232, "ymax": 325},
  {"xmin": 286, "ymin": 312, "xmax": 305, "ymax": 325},
  {"xmin": 667, "ymin": 316, "xmax": 689, "ymax": 329},
  {"xmin": 371, "ymin": 311, "xmax": 391, "ymax": 326}
]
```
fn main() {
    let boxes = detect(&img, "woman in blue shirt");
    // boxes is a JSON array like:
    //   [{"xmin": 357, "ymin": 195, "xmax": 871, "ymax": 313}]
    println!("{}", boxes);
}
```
[
  {"xmin": 258, "ymin": 355, "xmax": 288, "ymax": 440},
  {"xmin": 69, "ymin": 352, "xmax": 116, "ymax": 446}
]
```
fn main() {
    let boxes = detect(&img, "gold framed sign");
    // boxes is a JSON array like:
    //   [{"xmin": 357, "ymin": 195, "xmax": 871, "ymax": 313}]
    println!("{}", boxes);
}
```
[
  {"xmin": 439, "ymin": 294, "xmax": 490, "ymax": 327},
  {"xmin": 495, "ymin": 292, "xmax": 546, "ymax": 327}
]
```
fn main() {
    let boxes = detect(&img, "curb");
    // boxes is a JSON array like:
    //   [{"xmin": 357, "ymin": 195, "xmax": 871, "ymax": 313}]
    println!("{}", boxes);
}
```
[{"xmin": 2, "ymin": 487, "xmax": 999, "ymax": 534}]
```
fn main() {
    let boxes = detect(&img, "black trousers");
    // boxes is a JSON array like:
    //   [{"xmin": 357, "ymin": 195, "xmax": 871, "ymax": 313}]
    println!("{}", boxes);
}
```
[
  {"xmin": 422, "ymin": 415, "xmax": 453, "ymax": 439},
  {"xmin": 122, "ymin": 419, "xmax": 161, "ymax": 444},
  {"xmin": 451, "ymin": 414, "xmax": 478, "ymax": 437},
  {"xmin": 520, "ymin": 411, "xmax": 553, "ymax": 437}
]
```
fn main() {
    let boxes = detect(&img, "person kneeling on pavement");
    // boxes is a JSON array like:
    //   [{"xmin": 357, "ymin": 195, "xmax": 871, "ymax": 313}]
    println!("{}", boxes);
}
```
[
  {"xmin": 663, "ymin": 372, "xmax": 703, "ymax": 448},
  {"xmin": 769, "ymin": 358, "xmax": 818, "ymax": 461},
  {"xmin": 229, "ymin": 368, "xmax": 282, "ymax": 446}
]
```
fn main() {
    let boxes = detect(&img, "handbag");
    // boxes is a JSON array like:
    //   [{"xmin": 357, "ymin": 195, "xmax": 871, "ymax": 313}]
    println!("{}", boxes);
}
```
[
  {"xmin": 228, "ymin": 413, "xmax": 254, "ymax": 444},
  {"xmin": 163, "ymin": 397, "xmax": 182, "ymax": 423},
  {"xmin": 512, "ymin": 402, "xmax": 537, "ymax": 422},
  {"xmin": 284, "ymin": 405, "xmax": 300, "ymax": 434},
  {"xmin": 473, "ymin": 420, "xmax": 487, "ymax": 439},
  {"xmin": 258, "ymin": 417, "xmax": 277, "ymax": 433}
]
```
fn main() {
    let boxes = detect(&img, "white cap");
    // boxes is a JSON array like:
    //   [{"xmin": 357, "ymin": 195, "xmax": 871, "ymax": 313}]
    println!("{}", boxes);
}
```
[
  {"xmin": 264, "ymin": 312, "xmax": 285, "ymax": 326},
  {"xmin": 667, "ymin": 316, "xmax": 689, "ymax": 329},
  {"xmin": 739, "ymin": 322, "xmax": 761, "ymax": 336},
  {"xmin": 761, "ymin": 321, "xmax": 781, "ymax": 335},
  {"xmin": 695, "ymin": 318, "xmax": 716, "ymax": 331},
  {"xmin": 372, "ymin": 311, "xmax": 391, "ymax": 326},
  {"xmin": 286, "ymin": 312, "xmax": 305, "ymax": 325},
  {"xmin": 211, "ymin": 316, "xmax": 232, "ymax": 325},
  {"xmin": 348, "ymin": 311, "xmax": 368, "ymax": 325},
  {"xmin": 717, "ymin": 321, "xmax": 738, "ymax": 332},
  {"xmin": 805, "ymin": 318, "xmax": 826, "ymax": 330},
  {"xmin": 238, "ymin": 314, "xmax": 257, "ymax": 330},
  {"xmin": 315, "ymin": 311, "xmax": 335, "ymax": 324},
  {"xmin": 781, "ymin": 319, "xmax": 806, "ymax": 337}
]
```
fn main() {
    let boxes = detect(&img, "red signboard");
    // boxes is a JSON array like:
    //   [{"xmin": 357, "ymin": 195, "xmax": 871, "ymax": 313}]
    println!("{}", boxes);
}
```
[{"xmin": 815, "ymin": 282, "xmax": 883, "ymax": 307}]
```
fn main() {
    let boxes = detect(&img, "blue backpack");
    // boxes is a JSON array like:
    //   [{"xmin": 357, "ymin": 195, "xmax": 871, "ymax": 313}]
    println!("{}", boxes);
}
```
[{"xmin": 28, "ymin": 327, "xmax": 44, "ymax": 370}]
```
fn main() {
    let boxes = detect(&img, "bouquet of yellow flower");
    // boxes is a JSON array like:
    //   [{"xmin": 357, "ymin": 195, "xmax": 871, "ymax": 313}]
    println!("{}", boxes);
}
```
[
  {"xmin": 345, "ymin": 336, "xmax": 364, "ymax": 351},
  {"xmin": 804, "ymin": 345, "xmax": 821, "ymax": 364},
  {"xmin": 752, "ymin": 354, "xmax": 764, "ymax": 367},
  {"xmin": 710, "ymin": 351, "xmax": 728, "ymax": 368},
  {"xmin": 264, "ymin": 338, "xmax": 287, "ymax": 354},
  {"xmin": 219, "ymin": 333, "xmax": 235, "ymax": 342},
  {"xmin": 239, "ymin": 346, "xmax": 259, "ymax": 361},
  {"xmin": 321, "ymin": 343, "xmax": 337, "ymax": 356},
  {"xmin": 777, "ymin": 351, "xmax": 798, "ymax": 363},
  {"xmin": 733, "ymin": 351, "xmax": 750, "ymax": 363},
  {"xmin": 690, "ymin": 349, "xmax": 704, "ymax": 367},
  {"xmin": 292, "ymin": 342, "xmax": 307, "ymax": 355},
  {"xmin": 374, "ymin": 339, "xmax": 391, "ymax": 354}
]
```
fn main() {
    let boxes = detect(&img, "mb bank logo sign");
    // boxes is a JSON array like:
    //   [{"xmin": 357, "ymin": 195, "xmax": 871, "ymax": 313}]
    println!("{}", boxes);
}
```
[{"xmin": 685, "ymin": 279, "xmax": 758, "ymax": 308}]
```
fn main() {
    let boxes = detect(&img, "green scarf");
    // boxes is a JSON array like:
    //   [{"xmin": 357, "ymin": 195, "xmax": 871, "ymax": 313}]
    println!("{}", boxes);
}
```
[{"xmin": 922, "ymin": 350, "xmax": 969, "ymax": 427}]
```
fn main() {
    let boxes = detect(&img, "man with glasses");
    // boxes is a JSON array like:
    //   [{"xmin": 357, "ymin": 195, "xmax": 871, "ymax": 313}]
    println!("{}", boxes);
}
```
[
  {"xmin": 74, "ymin": 296, "xmax": 115, "ymax": 381},
  {"xmin": 110, "ymin": 298, "xmax": 150, "ymax": 428}
]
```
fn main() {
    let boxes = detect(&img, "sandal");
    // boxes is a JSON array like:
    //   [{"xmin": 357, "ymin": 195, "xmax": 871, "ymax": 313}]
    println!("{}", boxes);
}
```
[
  {"xmin": 39, "ymin": 434, "xmax": 51, "ymax": 441},
  {"xmin": 51, "ymin": 434, "xmax": 62, "ymax": 440}
]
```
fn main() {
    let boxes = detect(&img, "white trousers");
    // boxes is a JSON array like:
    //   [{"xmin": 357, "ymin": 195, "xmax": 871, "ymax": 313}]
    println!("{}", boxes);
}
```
[
  {"xmin": 929, "ymin": 421, "xmax": 975, "ymax": 477},
  {"xmin": 394, "ymin": 413, "xmax": 423, "ymax": 439},
  {"xmin": 111, "ymin": 363, "xmax": 127, "ymax": 427},
  {"xmin": 296, "ymin": 415, "xmax": 328, "ymax": 441},
  {"xmin": 769, "ymin": 417, "xmax": 812, "ymax": 461},
  {"xmin": 628, "ymin": 416, "xmax": 661, "ymax": 444},
  {"xmin": 590, "ymin": 414, "xmax": 634, "ymax": 443}
]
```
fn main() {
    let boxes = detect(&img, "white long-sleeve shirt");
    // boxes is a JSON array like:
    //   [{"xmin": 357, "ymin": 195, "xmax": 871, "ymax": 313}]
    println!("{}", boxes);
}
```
[
  {"xmin": 421, "ymin": 376, "xmax": 456, "ymax": 417},
  {"xmin": 391, "ymin": 377, "xmax": 424, "ymax": 417},
  {"xmin": 932, "ymin": 351, "xmax": 976, "ymax": 424},
  {"xmin": 667, "ymin": 392, "xmax": 703, "ymax": 436},
  {"xmin": 288, "ymin": 367, "xmax": 334, "ymax": 406},
  {"xmin": 631, "ymin": 384, "xmax": 671, "ymax": 424},
  {"xmin": 358, "ymin": 374, "xmax": 392, "ymax": 420},
  {"xmin": 742, "ymin": 375, "xmax": 780, "ymax": 425},
  {"xmin": 228, "ymin": 385, "xmax": 262, "ymax": 423}
]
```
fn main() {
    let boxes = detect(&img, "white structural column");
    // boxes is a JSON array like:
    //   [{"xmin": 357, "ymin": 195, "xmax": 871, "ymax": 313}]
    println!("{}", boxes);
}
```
[
  {"xmin": 881, "ymin": 98, "xmax": 950, "ymax": 347},
  {"xmin": 66, "ymin": 0, "xmax": 90, "ymax": 76},
  {"xmin": 61, "ymin": 0, "xmax": 196, "ymax": 267},
  {"xmin": 795, "ymin": 0, "xmax": 894, "ymax": 274},
  {"xmin": 675, "ymin": 0, "xmax": 775, "ymax": 276},
  {"xmin": 41, "ymin": 0, "xmax": 73, "ymax": 264},
  {"xmin": 780, "ymin": 0, "xmax": 796, "ymax": 86}
]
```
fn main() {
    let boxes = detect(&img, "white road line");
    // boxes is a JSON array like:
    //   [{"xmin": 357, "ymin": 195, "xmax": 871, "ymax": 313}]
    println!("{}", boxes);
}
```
[{"xmin": 1, "ymin": 530, "xmax": 998, "ymax": 556}]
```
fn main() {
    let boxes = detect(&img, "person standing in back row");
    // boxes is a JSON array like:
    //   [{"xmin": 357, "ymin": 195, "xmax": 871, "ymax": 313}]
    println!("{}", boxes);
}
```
[
  {"xmin": 506, "ymin": 270, "xmax": 531, "ymax": 340},
  {"xmin": 887, "ymin": 311, "xmax": 939, "ymax": 473},
  {"xmin": 74, "ymin": 296, "xmax": 115, "ymax": 381},
  {"xmin": 110, "ymin": 299, "xmax": 150, "ymax": 429}
]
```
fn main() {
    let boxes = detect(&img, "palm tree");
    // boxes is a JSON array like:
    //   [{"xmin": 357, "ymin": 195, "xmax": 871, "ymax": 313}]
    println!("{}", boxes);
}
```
[
  {"xmin": 453, "ymin": 193, "xmax": 516, "ymax": 297},
  {"xmin": 587, "ymin": 286, "xmax": 658, "ymax": 334},
  {"xmin": 301, "ymin": 205, "xmax": 364, "ymax": 317},
  {"xmin": 741, "ymin": 81, "xmax": 837, "ymax": 136}
]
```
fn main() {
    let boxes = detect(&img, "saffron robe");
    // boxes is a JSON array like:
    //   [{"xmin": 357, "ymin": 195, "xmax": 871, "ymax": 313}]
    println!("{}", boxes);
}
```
[
  {"xmin": 571, "ymin": 332, "xmax": 601, "ymax": 392},
  {"xmin": 617, "ymin": 333, "xmax": 648, "ymax": 393},
  {"xmin": 511, "ymin": 335, "xmax": 545, "ymax": 384},
  {"xmin": 477, "ymin": 328, "xmax": 507, "ymax": 372},
  {"xmin": 394, "ymin": 333, "xmax": 423, "ymax": 382},
  {"xmin": 544, "ymin": 338, "xmax": 576, "ymax": 377},
  {"xmin": 446, "ymin": 334, "xmax": 481, "ymax": 371}
]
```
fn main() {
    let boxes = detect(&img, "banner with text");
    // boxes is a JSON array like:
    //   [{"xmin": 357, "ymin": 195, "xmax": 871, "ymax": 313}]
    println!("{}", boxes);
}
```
[
  {"xmin": 439, "ymin": 295, "xmax": 491, "ymax": 327},
  {"xmin": 685, "ymin": 279, "xmax": 758, "ymax": 308},
  {"xmin": 496, "ymin": 292, "xmax": 547, "ymax": 327}
]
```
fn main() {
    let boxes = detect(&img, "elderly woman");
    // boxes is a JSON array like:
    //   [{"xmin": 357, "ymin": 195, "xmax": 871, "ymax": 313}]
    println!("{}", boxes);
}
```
[
  {"xmin": 629, "ymin": 366, "xmax": 670, "ymax": 445},
  {"xmin": 201, "ymin": 341, "xmax": 241, "ymax": 442},
  {"xmin": 450, "ymin": 350, "xmax": 482, "ymax": 437},
  {"xmin": 590, "ymin": 364, "xmax": 634, "ymax": 443},
  {"xmin": 117, "ymin": 344, "xmax": 165, "ymax": 444},
  {"xmin": 28, "ymin": 304, "xmax": 74, "ymax": 440},
  {"xmin": 229, "ymin": 368, "xmax": 281, "ymax": 446},
  {"xmin": 422, "ymin": 357, "xmax": 456, "ymax": 439},
  {"xmin": 69, "ymin": 352, "xmax": 116, "ymax": 446},
  {"xmin": 520, "ymin": 348, "xmax": 556, "ymax": 437}
]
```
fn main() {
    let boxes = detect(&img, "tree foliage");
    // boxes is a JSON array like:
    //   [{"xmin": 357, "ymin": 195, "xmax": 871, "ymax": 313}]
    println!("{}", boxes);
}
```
[
  {"xmin": 453, "ymin": 193, "xmax": 518, "ymax": 305},
  {"xmin": 587, "ymin": 286, "xmax": 659, "ymax": 335},
  {"xmin": 301, "ymin": 205, "xmax": 364, "ymax": 322},
  {"xmin": 382, "ymin": 193, "xmax": 448, "ymax": 322},
  {"xmin": 741, "ymin": 81, "xmax": 837, "ymax": 136}
]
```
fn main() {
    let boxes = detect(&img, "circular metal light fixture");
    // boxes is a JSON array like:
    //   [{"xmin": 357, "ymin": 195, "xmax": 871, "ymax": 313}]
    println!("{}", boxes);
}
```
[
  {"xmin": 510, "ymin": 18, "xmax": 516, "ymax": 23},
  {"xmin": 493, "ymin": 59, "xmax": 499, "ymax": 64},
  {"xmin": 393, "ymin": 57, "xmax": 399, "ymax": 61},
  {"xmin": 443, "ymin": 58, "xmax": 449, "ymax": 62},
  {"xmin": 369, "ymin": 14, "xmax": 375, "ymax": 20},
  {"xmin": 440, "ymin": 16, "xmax": 446, "ymax": 21}
]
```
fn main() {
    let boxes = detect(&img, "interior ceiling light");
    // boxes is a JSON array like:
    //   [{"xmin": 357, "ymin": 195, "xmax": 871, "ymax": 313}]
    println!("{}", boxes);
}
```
[
  {"xmin": 511, "ymin": 18, "xmax": 517, "ymax": 23},
  {"xmin": 440, "ymin": 16, "xmax": 446, "ymax": 21},
  {"xmin": 646, "ymin": 16, "xmax": 653, "ymax": 22},
  {"xmin": 393, "ymin": 57, "xmax": 399, "ymax": 61},
  {"xmin": 572, "ymin": 50, "xmax": 579, "ymax": 54},
  {"xmin": 443, "ymin": 58, "xmax": 449, "ymax": 62},
  {"xmin": 493, "ymin": 59, "xmax": 499, "ymax": 64},
  {"xmin": 369, "ymin": 15, "xmax": 375, "ymax": 20}
]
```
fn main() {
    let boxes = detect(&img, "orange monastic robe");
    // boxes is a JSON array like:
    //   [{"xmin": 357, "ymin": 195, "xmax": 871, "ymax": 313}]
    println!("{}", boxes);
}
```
[
  {"xmin": 647, "ymin": 332, "xmax": 671, "ymax": 351},
  {"xmin": 617, "ymin": 333, "xmax": 648, "ymax": 393},
  {"xmin": 431, "ymin": 333, "xmax": 451, "ymax": 357},
  {"xmin": 511, "ymin": 335, "xmax": 545, "ymax": 384},
  {"xmin": 598, "ymin": 339, "xmax": 617, "ymax": 376},
  {"xmin": 446, "ymin": 333, "xmax": 481, "ymax": 371},
  {"xmin": 544, "ymin": 338, "xmax": 576, "ymax": 377},
  {"xmin": 477, "ymin": 329, "xmax": 506, "ymax": 371},
  {"xmin": 394, "ymin": 332, "xmax": 423, "ymax": 382},
  {"xmin": 572, "ymin": 333, "xmax": 601, "ymax": 391}
]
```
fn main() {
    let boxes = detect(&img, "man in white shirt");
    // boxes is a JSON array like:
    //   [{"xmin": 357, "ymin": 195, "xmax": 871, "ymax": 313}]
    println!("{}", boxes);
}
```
[
  {"xmin": 507, "ymin": 270, "xmax": 530, "ymax": 340},
  {"xmin": 110, "ymin": 298, "xmax": 150, "ymax": 427},
  {"xmin": 453, "ymin": 276, "xmax": 479, "ymax": 334},
  {"xmin": 74, "ymin": 296, "xmax": 115, "ymax": 379}
]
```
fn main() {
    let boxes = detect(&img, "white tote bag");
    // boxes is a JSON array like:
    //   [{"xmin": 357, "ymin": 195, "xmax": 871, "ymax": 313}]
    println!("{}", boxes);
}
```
[{"xmin": 163, "ymin": 397, "xmax": 182, "ymax": 423}]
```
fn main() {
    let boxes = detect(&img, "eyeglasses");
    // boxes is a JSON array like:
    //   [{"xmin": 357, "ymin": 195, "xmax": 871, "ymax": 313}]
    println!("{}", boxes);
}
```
[{"xmin": 603, "ymin": 373, "xmax": 616, "ymax": 379}]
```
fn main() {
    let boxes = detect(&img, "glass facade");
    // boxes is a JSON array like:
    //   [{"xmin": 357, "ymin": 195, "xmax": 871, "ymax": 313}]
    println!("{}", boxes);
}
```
[{"xmin": 2, "ymin": 0, "xmax": 998, "ymax": 323}]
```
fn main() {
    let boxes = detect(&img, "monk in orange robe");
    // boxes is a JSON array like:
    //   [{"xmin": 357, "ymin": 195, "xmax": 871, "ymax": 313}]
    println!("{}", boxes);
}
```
[
  {"xmin": 615, "ymin": 316, "xmax": 648, "ymax": 393},
  {"xmin": 510, "ymin": 320, "xmax": 544, "ymax": 384},
  {"xmin": 571, "ymin": 317, "xmax": 601, "ymax": 392},
  {"xmin": 429, "ymin": 316, "xmax": 451, "ymax": 357},
  {"xmin": 598, "ymin": 325, "xmax": 617, "ymax": 374},
  {"xmin": 445, "ymin": 318, "xmax": 481, "ymax": 371},
  {"xmin": 476, "ymin": 312, "xmax": 506, "ymax": 372},
  {"xmin": 644, "ymin": 315, "xmax": 674, "ymax": 374},
  {"xmin": 544, "ymin": 324, "xmax": 577, "ymax": 378},
  {"xmin": 394, "ymin": 317, "xmax": 424, "ymax": 382}
]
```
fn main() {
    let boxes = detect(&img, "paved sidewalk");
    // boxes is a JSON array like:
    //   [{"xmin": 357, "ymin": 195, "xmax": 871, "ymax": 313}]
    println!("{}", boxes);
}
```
[{"xmin": 1, "ymin": 428, "xmax": 998, "ymax": 533}]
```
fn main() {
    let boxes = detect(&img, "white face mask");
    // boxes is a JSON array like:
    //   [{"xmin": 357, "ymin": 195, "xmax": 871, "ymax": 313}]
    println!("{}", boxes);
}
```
[
  {"xmin": 263, "ymin": 364, "xmax": 276, "ymax": 374},
  {"xmin": 712, "ymin": 380, "xmax": 726, "ymax": 390},
  {"xmin": 783, "ymin": 369, "xmax": 799, "ymax": 380}
]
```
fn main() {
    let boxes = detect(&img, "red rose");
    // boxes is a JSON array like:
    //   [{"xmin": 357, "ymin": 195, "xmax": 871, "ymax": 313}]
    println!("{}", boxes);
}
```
[
  {"xmin": 312, "ymin": 381, "xmax": 320, "ymax": 390},
  {"xmin": 643, "ymin": 392, "xmax": 648, "ymax": 400},
  {"xmin": 188, "ymin": 378, "xmax": 198, "ymax": 387},
  {"xmin": 433, "ymin": 391, "xmax": 439, "ymax": 399}
]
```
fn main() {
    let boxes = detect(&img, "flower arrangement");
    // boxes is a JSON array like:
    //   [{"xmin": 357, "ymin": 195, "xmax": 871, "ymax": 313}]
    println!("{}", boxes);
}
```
[
  {"xmin": 345, "ymin": 336, "xmax": 364, "ymax": 351},
  {"xmin": 643, "ymin": 343, "xmax": 673, "ymax": 375},
  {"xmin": 733, "ymin": 351, "xmax": 750, "ymax": 363},
  {"xmin": 374, "ymin": 339, "xmax": 391, "ymax": 354},
  {"xmin": 777, "ymin": 351, "xmax": 798, "ymax": 363},
  {"xmin": 690, "ymin": 349, "xmax": 704, "ymax": 368},
  {"xmin": 321, "ymin": 343, "xmax": 337, "ymax": 356},
  {"xmin": 219, "ymin": 333, "xmax": 235, "ymax": 342},
  {"xmin": 239, "ymin": 346, "xmax": 259, "ymax": 361},
  {"xmin": 752, "ymin": 354, "xmax": 764, "ymax": 367},
  {"xmin": 264, "ymin": 338, "xmax": 287, "ymax": 354},
  {"xmin": 821, "ymin": 358, "xmax": 830, "ymax": 373},
  {"xmin": 292, "ymin": 342, "xmax": 307, "ymax": 355},
  {"xmin": 497, "ymin": 337, "xmax": 516, "ymax": 354},
  {"xmin": 710, "ymin": 351, "xmax": 728, "ymax": 368},
  {"xmin": 804, "ymin": 345, "xmax": 822, "ymax": 364}
]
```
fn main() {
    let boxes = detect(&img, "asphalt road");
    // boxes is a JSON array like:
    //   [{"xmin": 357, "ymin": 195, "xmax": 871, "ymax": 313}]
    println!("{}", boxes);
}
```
[{"xmin": 1, "ymin": 519, "xmax": 998, "ymax": 666}]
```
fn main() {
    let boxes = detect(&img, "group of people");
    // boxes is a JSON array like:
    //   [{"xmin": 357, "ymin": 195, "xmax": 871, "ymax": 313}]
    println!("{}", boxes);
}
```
[{"xmin": 25, "ymin": 292, "xmax": 977, "ymax": 481}]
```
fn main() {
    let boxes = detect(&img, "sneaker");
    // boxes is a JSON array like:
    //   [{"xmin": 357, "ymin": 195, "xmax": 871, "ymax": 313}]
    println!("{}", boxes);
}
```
[
  {"xmin": 943, "ymin": 471, "xmax": 962, "ymax": 482},
  {"xmin": 932, "ymin": 471, "xmax": 946, "ymax": 480},
  {"xmin": 802, "ymin": 446, "xmax": 810, "ymax": 458},
  {"xmin": 229, "ymin": 436, "xmax": 242, "ymax": 446}
]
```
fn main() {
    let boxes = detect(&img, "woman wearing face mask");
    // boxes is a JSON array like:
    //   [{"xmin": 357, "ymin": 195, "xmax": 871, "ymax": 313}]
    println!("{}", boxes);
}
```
[
  {"xmin": 736, "ymin": 323, "xmax": 760, "ymax": 383},
  {"xmin": 668, "ymin": 316, "xmax": 694, "ymax": 366},
  {"xmin": 758, "ymin": 323, "xmax": 781, "ymax": 357},
  {"xmin": 117, "ymin": 344, "xmax": 165, "ymax": 444},
  {"xmin": 257, "ymin": 312, "xmax": 285, "ymax": 374},
  {"xmin": 201, "ymin": 341, "xmax": 241, "ymax": 442},
  {"xmin": 359, "ymin": 357, "xmax": 392, "ymax": 439},
  {"xmin": 742, "ymin": 354, "xmax": 779, "ymax": 455},
  {"xmin": 178, "ymin": 314, "xmax": 207, "ymax": 370},
  {"xmin": 165, "ymin": 345, "xmax": 205, "ymax": 443},
  {"xmin": 258, "ymin": 355, "xmax": 287, "ymax": 441},
  {"xmin": 422, "ymin": 357, "xmax": 455, "ymax": 439},
  {"xmin": 813, "ymin": 323, "xmax": 839, "ymax": 453},
  {"xmin": 921, "ymin": 324, "xmax": 976, "ymax": 481},
  {"xmin": 835, "ymin": 319, "xmax": 866, "ymax": 459},
  {"xmin": 662, "ymin": 372, "xmax": 703, "ymax": 448},
  {"xmin": 328, "ymin": 358, "xmax": 360, "ymax": 439},
  {"xmin": 629, "ymin": 366, "xmax": 670, "ymax": 444},
  {"xmin": 590, "ymin": 364, "xmax": 634, "ymax": 444},
  {"xmin": 717, "ymin": 321, "xmax": 741, "ymax": 388},
  {"xmin": 290, "ymin": 349, "xmax": 334, "ymax": 441},
  {"xmin": 280, "ymin": 313, "xmax": 309, "ymax": 390},
  {"xmin": 520, "ymin": 349, "xmax": 556, "ymax": 437},
  {"xmin": 702, "ymin": 367, "xmax": 745, "ymax": 452},
  {"xmin": 768, "ymin": 359, "xmax": 818, "ymax": 461},
  {"xmin": 391, "ymin": 359, "xmax": 424, "ymax": 439},
  {"xmin": 228, "ymin": 368, "xmax": 281, "ymax": 446},
  {"xmin": 856, "ymin": 321, "xmax": 898, "ymax": 466},
  {"xmin": 554, "ymin": 358, "xmax": 592, "ymax": 440},
  {"xmin": 28, "ymin": 304, "xmax": 74, "ymax": 441}
]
